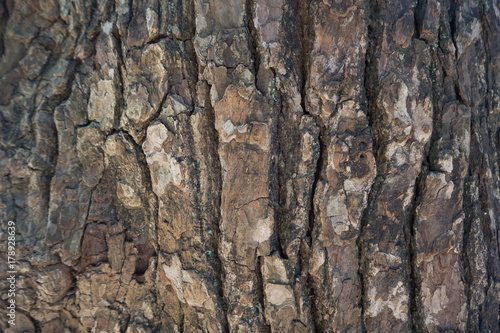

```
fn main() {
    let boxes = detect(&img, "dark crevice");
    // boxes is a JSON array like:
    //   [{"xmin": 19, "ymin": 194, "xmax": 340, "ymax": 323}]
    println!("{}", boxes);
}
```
[
  {"xmin": 212, "ymin": 149, "xmax": 231, "ymax": 333},
  {"xmin": 407, "ymin": 3, "xmax": 446, "ymax": 328},
  {"xmin": 306, "ymin": 101, "xmax": 325, "ymax": 331},
  {"xmin": 297, "ymin": 0, "xmax": 318, "ymax": 250},
  {"xmin": 0, "ymin": 0, "xmax": 9, "ymax": 58},
  {"xmin": 296, "ymin": 1, "xmax": 324, "ymax": 331},
  {"xmin": 263, "ymin": 66, "xmax": 287, "ymax": 260},
  {"xmin": 185, "ymin": 39, "xmax": 199, "ymax": 110},
  {"xmin": 358, "ymin": 0, "xmax": 379, "ymax": 331},
  {"xmin": 206, "ymin": 77, "xmax": 230, "ymax": 333},
  {"xmin": 86, "ymin": 0, "xmax": 100, "ymax": 41},
  {"xmin": 413, "ymin": 0, "xmax": 426, "ymax": 40},
  {"xmin": 183, "ymin": 16, "xmax": 229, "ymax": 330},
  {"xmin": 297, "ymin": 0, "xmax": 311, "ymax": 117},
  {"xmin": 126, "ymin": 0, "xmax": 133, "ymax": 37},
  {"xmin": 479, "ymin": 0, "xmax": 493, "ymax": 97},
  {"xmin": 120, "ymin": 313, "xmax": 131, "ymax": 333},
  {"xmin": 307, "ymin": 125, "xmax": 324, "ymax": 250},
  {"xmin": 479, "ymin": 0, "xmax": 500, "ymax": 285},
  {"xmin": 356, "ymin": 168, "xmax": 368, "ymax": 324},
  {"xmin": 454, "ymin": 83, "xmax": 468, "ymax": 106},
  {"xmin": 256, "ymin": 255, "xmax": 272, "ymax": 333},
  {"xmin": 362, "ymin": 14, "xmax": 382, "ymax": 155},
  {"xmin": 462, "ymin": 1, "xmax": 498, "ymax": 330},
  {"xmin": 156, "ymin": 0, "xmax": 163, "ymax": 40},
  {"xmin": 307, "ymin": 268, "xmax": 323, "ymax": 333},
  {"xmin": 454, "ymin": 1, "xmax": 476, "ymax": 325},
  {"xmin": 112, "ymin": 30, "xmax": 126, "ymax": 132},
  {"xmin": 477, "ymin": 152, "xmax": 497, "ymax": 331},
  {"xmin": 245, "ymin": 0, "xmax": 261, "ymax": 80},
  {"xmin": 141, "ymin": 31, "xmax": 195, "ymax": 45},
  {"xmin": 179, "ymin": 309, "xmax": 185, "ymax": 333},
  {"xmin": 358, "ymin": 175, "xmax": 383, "ymax": 333},
  {"xmin": 35, "ymin": 103, "xmax": 59, "ymax": 249},
  {"xmin": 305, "ymin": 73, "xmax": 325, "ymax": 333},
  {"xmin": 276, "ymin": 1, "xmax": 319, "ymax": 327},
  {"xmin": 144, "ymin": 33, "xmax": 170, "ymax": 45},
  {"xmin": 448, "ymin": 0, "xmax": 468, "ymax": 109},
  {"xmin": 448, "ymin": 0, "xmax": 459, "ymax": 62},
  {"xmin": 273, "ymin": 108, "xmax": 288, "ymax": 260},
  {"xmin": 287, "ymin": 0, "xmax": 312, "ymax": 278},
  {"xmin": 407, "ymin": 167, "xmax": 428, "ymax": 333},
  {"xmin": 35, "ymin": 52, "xmax": 56, "ymax": 81},
  {"xmin": 462, "ymin": 169, "xmax": 479, "ymax": 332},
  {"xmin": 195, "ymin": 62, "xmax": 231, "ymax": 330}
]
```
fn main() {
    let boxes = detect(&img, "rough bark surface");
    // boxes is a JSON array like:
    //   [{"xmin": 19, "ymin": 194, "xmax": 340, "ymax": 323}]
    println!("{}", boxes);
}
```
[{"xmin": 0, "ymin": 0, "xmax": 499, "ymax": 332}]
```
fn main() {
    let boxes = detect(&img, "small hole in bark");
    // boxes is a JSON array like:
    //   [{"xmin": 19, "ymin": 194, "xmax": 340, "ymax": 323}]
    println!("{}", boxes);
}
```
[
  {"xmin": 133, "ymin": 243, "xmax": 156, "ymax": 284},
  {"xmin": 360, "ymin": 153, "xmax": 366, "ymax": 159},
  {"xmin": 125, "ymin": 231, "xmax": 134, "ymax": 242}
]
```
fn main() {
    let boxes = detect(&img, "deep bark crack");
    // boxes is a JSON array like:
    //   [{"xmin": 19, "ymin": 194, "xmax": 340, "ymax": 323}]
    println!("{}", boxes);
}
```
[
  {"xmin": 245, "ymin": 0, "xmax": 261, "ymax": 80},
  {"xmin": 358, "ymin": 1, "xmax": 378, "ymax": 331}
]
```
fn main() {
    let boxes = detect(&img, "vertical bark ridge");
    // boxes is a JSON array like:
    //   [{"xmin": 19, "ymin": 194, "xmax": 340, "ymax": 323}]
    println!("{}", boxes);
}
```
[
  {"xmin": 455, "ymin": 0, "xmax": 499, "ymax": 331},
  {"xmin": 183, "ymin": 4, "xmax": 231, "ymax": 330},
  {"xmin": 305, "ymin": 1, "xmax": 376, "ymax": 332},
  {"xmin": 308, "ymin": 124, "xmax": 325, "ymax": 333},
  {"xmin": 474, "ymin": 0, "xmax": 500, "ymax": 328},
  {"xmin": 0, "ymin": 0, "xmax": 8, "ymax": 58},
  {"xmin": 359, "ymin": 0, "xmax": 435, "ymax": 330},
  {"xmin": 193, "ymin": 0, "xmax": 276, "ymax": 330},
  {"xmin": 211, "ymin": 93, "xmax": 231, "ymax": 333},
  {"xmin": 482, "ymin": 1, "xmax": 500, "ymax": 329},
  {"xmin": 410, "ymin": 0, "xmax": 472, "ymax": 326},
  {"xmin": 250, "ymin": 0, "xmax": 323, "ymax": 330},
  {"xmin": 295, "ymin": 2, "xmax": 323, "ymax": 332},
  {"xmin": 358, "ymin": 3, "xmax": 378, "ymax": 330},
  {"xmin": 407, "ymin": 1, "xmax": 428, "ymax": 332},
  {"xmin": 245, "ymin": 0, "xmax": 261, "ymax": 79}
]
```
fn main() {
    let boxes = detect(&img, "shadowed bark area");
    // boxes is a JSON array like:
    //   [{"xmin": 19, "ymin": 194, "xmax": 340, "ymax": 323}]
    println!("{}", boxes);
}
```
[{"xmin": 0, "ymin": 0, "xmax": 498, "ymax": 332}]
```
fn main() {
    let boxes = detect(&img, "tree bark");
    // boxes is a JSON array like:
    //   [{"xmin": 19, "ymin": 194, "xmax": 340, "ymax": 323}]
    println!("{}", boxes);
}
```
[{"xmin": 0, "ymin": 0, "xmax": 499, "ymax": 332}]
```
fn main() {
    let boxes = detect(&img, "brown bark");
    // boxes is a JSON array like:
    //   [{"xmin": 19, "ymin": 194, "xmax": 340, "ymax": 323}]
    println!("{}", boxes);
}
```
[{"xmin": 0, "ymin": 0, "xmax": 499, "ymax": 332}]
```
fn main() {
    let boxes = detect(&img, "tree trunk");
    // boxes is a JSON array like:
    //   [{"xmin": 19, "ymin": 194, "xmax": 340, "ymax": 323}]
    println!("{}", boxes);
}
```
[{"xmin": 0, "ymin": 0, "xmax": 499, "ymax": 332}]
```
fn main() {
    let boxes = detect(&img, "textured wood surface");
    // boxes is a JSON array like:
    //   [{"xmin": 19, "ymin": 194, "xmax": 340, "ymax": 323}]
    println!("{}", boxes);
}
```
[{"xmin": 0, "ymin": 0, "xmax": 499, "ymax": 331}]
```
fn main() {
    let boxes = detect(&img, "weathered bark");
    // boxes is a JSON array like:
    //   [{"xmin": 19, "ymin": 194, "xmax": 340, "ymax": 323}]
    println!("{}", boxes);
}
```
[{"xmin": 0, "ymin": 0, "xmax": 499, "ymax": 332}]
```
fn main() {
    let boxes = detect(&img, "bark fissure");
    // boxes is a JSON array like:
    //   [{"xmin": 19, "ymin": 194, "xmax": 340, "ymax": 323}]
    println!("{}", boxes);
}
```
[
  {"xmin": 359, "ymin": 2, "xmax": 381, "ymax": 332},
  {"xmin": 0, "ymin": 0, "xmax": 8, "ymax": 58},
  {"xmin": 245, "ymin": 0, "xmax": 261, "ymax": 79},
  {"xmin": 213, "ymin": 110, "xmax": 231, "ymax": 333},
  {"xmin": 407, "ymin": 4, "xmax": 442, "ymax": 329},
  {"xmin": 256, "ymin": 255, "xmax": 272, "ymax": 332},
  {"xmin": 308, "ymin": 143, "xmax": 324, "ymax": 333},
  {"xmin": 190, "ymin": 6, "xmax": 231, "ymax": 327},
  {"xmin": 407, "ymin": 168, "xmax": 427, "ymax": 333},
  {"xmin": 297, "ymin": 0, "xmax": 311, "ymax": 118},
  {"xmin": 274, "ymin": 104, "xmax": 288, "ymax": 260},
  {"xmin": 299, "ymin": 2, "xmax": 325, "ymax": 330},
  {"xmin": 357, "ymin": 2, "xmax": 377, "ymax": 331}
]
